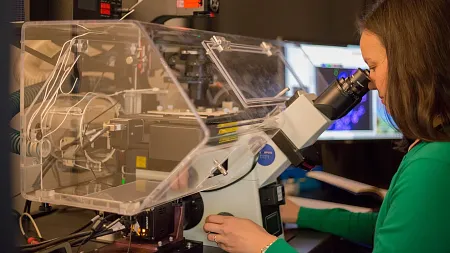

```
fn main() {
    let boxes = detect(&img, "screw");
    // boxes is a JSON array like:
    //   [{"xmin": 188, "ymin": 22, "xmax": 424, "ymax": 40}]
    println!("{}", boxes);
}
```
[
  {"xmin": 126, "ymin": 56, "xmax": 134, "ymax": 65},
  {"xmin": 213, "ymin": 159, "xmax": 228, "ymax": 176},
  {"xmin": 169, "ymin": 236, "xmax": 173, "ymax": 242},
  {"xmin": 186, "ymin": 242, "xmax": 192, "ymax": 249}
]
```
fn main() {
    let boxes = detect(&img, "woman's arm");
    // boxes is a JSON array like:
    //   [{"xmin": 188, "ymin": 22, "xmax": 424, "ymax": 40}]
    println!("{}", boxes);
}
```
[
  {"xmin": 298, "ymin": 207, "xmax": 378, "ymax": 245},
  {"xmin": 281, "ymin": 199, "xmax": 378, "ymax": 245}
]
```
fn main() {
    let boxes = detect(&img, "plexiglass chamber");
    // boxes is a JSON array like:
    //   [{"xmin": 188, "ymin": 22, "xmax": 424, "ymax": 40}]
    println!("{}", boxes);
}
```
[{"xmin": 20, "ymin": 20, "xmax": 307, "ymax": 215}]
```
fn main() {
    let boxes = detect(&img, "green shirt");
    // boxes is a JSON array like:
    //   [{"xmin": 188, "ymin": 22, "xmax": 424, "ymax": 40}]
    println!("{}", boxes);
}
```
[{"xmin": 267, "ymin": 141, "xmax": 450, "ymax": 252}]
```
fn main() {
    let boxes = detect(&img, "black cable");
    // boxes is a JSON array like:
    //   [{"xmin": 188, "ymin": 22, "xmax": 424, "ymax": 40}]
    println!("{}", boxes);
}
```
[
  {"xmin": 75, "ymin": 214, "xmax": 116, "ymax": 253},
  {"xmin": 76, "ymin": 230, "xmax": 95, "ymax": 253},
  {"xmin": 19, "ymin": 231, "xmax": 91, "ymax": 251},
  {"xmin": 82, "ymin": 100, "xmax": 119, "ymax": 138},
  {"xmin": 30, "ymin": 208, "xmax": 58, "ymax": 220},
  {"xmin": 70, "ymin": 229, "xmax": 120, "ymax": 248},
  {"xmin": 20, "ymin": 213, "xmax": 118, "ymax": 252},
  {"xmin": 202, "ymin": 153, "xmax": 260, "ymax": 193},
  {"xmin": 70, "ymin": 221, "xmax": 93, "ymax": 235},
  {"xmin": 151, "ymin": 15, "xmax": 191, "ymax": 24},
  {"xmin": 23, "ymin": 200, "xmax": 31, "ymax": 213},
  {"xmin": 70, "ymin": 213, "xmax": 115, "ymax": 235},
  {"xmin": 127, "ymin": 227, "xmax": 132, "ymax": 253}
]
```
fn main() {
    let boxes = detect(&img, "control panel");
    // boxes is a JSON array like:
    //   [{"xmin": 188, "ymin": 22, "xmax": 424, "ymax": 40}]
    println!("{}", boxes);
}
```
[{"xmin": 75, "ymin": 0, "xmax": 123, "ymax": 19}]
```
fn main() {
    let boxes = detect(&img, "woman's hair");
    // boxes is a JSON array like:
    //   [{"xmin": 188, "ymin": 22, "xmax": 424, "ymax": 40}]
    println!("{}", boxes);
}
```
[{"xmin": 359, "ymin": 0, "xmax": 450, "ymax": 141}]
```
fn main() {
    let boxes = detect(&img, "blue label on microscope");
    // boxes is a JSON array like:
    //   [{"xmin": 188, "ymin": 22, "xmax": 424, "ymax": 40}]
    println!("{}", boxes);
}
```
[{"xmin": 257, "ymin": 144, "xmax": 276, "ymax": 166}]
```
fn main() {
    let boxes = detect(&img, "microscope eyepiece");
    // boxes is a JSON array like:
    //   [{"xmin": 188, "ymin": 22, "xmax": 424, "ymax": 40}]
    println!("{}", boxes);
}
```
[
  {"xmin": 340, "ymin": 69, "xmax": 370, "ymax": 98},
  {"xmin": 313, "ymin": 68, "xmax": 371, "ymax": 120}
]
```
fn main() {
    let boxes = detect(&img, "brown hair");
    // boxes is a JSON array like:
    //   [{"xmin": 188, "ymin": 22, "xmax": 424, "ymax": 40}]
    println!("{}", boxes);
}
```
[{"xmin": 359, "ymin": 0, "xmax": 450, "ymax": 141}]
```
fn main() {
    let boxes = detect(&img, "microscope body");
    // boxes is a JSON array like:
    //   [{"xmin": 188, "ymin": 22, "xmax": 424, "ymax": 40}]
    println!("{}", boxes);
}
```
[
  {"xmin": 185, "ymin": 92, "xmax": 332, "ymax": 245},
  {"xmin": 185, "ymin": 69, "xmax": 371, "ymax": 247}
]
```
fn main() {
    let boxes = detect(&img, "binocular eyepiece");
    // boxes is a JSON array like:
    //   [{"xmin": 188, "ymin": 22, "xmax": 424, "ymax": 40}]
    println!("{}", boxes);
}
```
[{"xmin": 313, "ymin": 68, "xmax": 371, "ymax": 120}]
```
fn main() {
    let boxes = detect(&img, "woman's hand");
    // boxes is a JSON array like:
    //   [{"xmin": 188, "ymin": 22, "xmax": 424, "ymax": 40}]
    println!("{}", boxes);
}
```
[
  {"xmin": 280, "ymin": 198, "xmax": 301, "ymax": 224},
  {"xmin": 203, "ymin": 215, "xmax": 277, "ymax": 253}
]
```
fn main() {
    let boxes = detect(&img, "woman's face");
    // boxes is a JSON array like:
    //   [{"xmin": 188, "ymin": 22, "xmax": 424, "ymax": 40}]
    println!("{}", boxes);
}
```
[{"xmin": 360, "ymin": 29, "xmax": 388, "ymax": 105}]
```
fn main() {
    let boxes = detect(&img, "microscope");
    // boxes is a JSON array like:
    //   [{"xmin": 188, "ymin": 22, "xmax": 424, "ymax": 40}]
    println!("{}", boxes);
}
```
[{"xmin": 18, "ymin": 20, "xmax": 370, "ymax": 252}]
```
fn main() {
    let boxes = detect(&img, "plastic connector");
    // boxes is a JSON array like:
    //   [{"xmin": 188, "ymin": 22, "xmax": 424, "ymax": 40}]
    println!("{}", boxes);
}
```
[
  {"xmin": 92, "ymin": 219, "xmax": 104, "ymax": 232},
  {"xmin": 27, "ymin": 237, "xmax": 40, "ymax": 245},
  {"xmin": 91, "ymin": 215, "xmax": 101, "ymax": 223}
]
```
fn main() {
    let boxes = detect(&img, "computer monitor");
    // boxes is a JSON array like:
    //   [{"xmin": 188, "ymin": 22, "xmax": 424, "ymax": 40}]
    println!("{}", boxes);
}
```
[{"xmin": 284, "ymin": 43, "xmax": 402, "ymax": 140}]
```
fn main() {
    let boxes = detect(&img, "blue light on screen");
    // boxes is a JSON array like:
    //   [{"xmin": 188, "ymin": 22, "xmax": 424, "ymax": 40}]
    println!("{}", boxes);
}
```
[{"xmin": 328, "ymin": 95, "xmax": 368, "ymax": 130}]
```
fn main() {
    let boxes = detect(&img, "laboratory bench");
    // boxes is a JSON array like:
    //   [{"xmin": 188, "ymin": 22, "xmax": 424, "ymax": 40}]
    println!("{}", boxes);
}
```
[
  {"xmin": 14, "ymin": 204, "xmax": 375, "ymax": 253},
  {"xmin": 14, "ymin": 205, "xmax": 336, "ymax": 253},
  {"xmin": 14, "ymin": 183, "xmax": 379, "ymax": 253}
]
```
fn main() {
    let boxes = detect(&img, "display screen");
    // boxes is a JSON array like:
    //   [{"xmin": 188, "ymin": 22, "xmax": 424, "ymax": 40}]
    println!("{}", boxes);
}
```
[{"xmin": 285, "ymin": 43, "xmax": 402, "ymax": 140}]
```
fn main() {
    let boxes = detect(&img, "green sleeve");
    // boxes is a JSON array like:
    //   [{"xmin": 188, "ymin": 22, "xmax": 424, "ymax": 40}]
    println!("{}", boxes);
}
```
[
  {"xmin": 297, "ymin": 207, "xmax": 378, "ymax": 245},
  {"xmin": 373, "ymin": 159, "xmax": 450, "ymax": 252},
  {"xmin": 266, "ymin": 239, "xmax": 298, "ymax": 253}
]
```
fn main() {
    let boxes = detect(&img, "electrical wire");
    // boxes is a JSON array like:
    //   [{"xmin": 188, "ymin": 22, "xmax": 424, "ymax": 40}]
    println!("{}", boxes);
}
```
[
  {"xmin": 75, "ymin": 214, "xmax": 117, "ymax": 253},
  {"xmin": 91, "ymin": 73, "xmax": 105, "ymax": 92},
  {"xmin": 20, "ymin": 214, "xmax": 121, "ymax": 252},
  {"xmin": 19, "ymin": 231, "xmax": 91, "ymax": 252},
  {"xmin": 69, "ymin": 229, "xmax": 122, "ymax": 248},
  {"xmin": 120, "ymin": 9, "xmax": 135, "ymax": 20},
  {"xmin": 76, "ymin": 230, "xmax": 95, "ymax": 253},
  {"xmin": 120, "ymin": 0, "xmax": 143, "ymax": 20},
  {"xmin": 27, "ymin": 37, "xmax": 78, "ymax": 138},
  {"xmin": 27, "ymin": 31, "xmax": 102, "ymax": 140},
  {"xmin": 24, "ymin": 200, "xmax": 31, "ymax": 214},
  {"xmin": 42, "ymin": 92, "xmax": 93, "ymax": 139},
  {"xmin": 70, "ymin": 215, "xmax": 101, "ymax": 235},
  {"xmin": 19, "ymin": 213, "xmax": 43, "ymax": 239},
  {"xmin": 82, "ymin": 100, "xmax": 119, "ymax": 138},
  {"xmin": 31, "ymin": 126, "xmax": 104, "ymax": 190},
  {"xmin": 127, "ymin": 228, "xmax": 132, "ymax": 253},
  {"xmin": 128, "ymin": 0, "xmax": 143, "ymax": 11},
  {"xmin": 105, "ymin": 218, "xmax": 121, "ymax": 230}
]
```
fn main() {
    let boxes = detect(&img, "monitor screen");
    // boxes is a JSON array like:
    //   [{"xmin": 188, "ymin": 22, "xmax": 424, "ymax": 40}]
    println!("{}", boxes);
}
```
[{"xmin": 284, "ymin": 43, "xmax": 402, "ymax": 140}]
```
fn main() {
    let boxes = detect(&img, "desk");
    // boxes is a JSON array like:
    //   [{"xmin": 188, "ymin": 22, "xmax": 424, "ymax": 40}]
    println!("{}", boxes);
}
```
[{"xmin": 16, "ymin": 206, "xmax": 332, "ymax": 253}]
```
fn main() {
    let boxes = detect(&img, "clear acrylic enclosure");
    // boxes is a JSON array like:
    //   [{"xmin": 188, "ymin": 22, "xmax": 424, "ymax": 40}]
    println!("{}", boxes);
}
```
[{"xmin": 20, "ymin": 20, "xmax": 304, "ymax": 215}]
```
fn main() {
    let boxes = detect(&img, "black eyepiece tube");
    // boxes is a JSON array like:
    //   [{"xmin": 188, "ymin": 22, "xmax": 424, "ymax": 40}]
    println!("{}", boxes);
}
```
[{"xmin": 313, "ymin": 68, "xmax": 371, "ymax": 120}]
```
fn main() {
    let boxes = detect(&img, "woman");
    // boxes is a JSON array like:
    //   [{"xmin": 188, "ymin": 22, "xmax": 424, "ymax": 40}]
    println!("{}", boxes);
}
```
[{"xmin": 203, "ymin": 0, "xmax": 450, "ymax": 252}]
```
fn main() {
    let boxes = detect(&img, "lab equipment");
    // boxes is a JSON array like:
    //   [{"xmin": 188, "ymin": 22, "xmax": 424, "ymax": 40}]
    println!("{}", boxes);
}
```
[
  {"xmin": 25, "ymin": 0, "xmax": 124, "ymax": 20},
  {"xmin": 19, "ymin": 20, "xmax": 369, "ymax": 252},
  {"xmin": 285, "ymin": 43, "xmax": 402, "ymax": 140}
]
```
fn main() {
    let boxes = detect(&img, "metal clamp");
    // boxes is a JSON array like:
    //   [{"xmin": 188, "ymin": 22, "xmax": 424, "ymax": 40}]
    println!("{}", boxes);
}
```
[
  {"xmin": 260, "ymin": 42, "xmax": 273, "ymax": 56},
  {"xmin": 213, "ymin": 159, "xmax": 228, "ymax": 176},
  {"xmin": 210, "ymin": 36, "xmax": 231, "ymax": 52}
]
